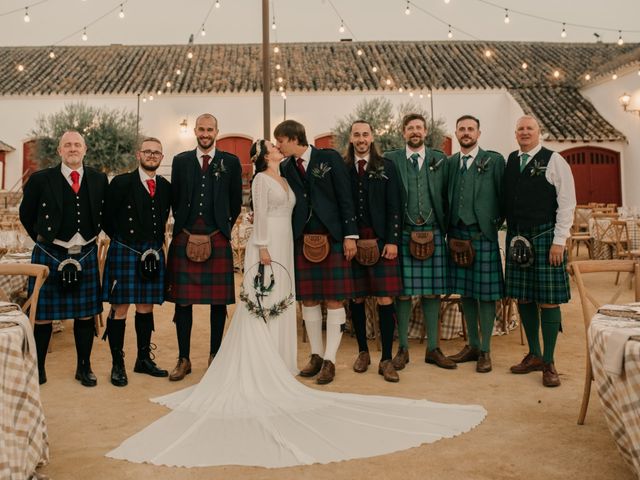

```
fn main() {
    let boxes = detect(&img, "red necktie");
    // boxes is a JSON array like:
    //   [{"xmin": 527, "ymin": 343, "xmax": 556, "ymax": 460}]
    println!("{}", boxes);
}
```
[
  {"xmin": 202, "ymin": 154, "xmax": 211, "ymax": 173},
  {"xmin": 357, "ymin": 159, "xmax": 366, "ymax": 176},
  {"xmin": 146, "ymin": 178, "xmax": 156, "ymax": 198},
  {"xmin": 70, "ymin": 170, "xmax": 80, "ymax": 194},
  {"xmin": 296, "ymin": 157, "xmax": 306, "ymax": 177}
]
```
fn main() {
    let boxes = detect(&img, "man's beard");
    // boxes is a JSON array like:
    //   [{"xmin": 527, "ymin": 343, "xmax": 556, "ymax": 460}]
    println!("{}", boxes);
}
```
[
  {"xmin": 407, "ymin": 136, "xmax": 424, "ymax": 148},
  {"xmin": 141, "ymin": 161, "xmax": 160, "ymax": 171},
  {"xmin": 353, "ymin": 143, "xmax": 370, "ymax": 156},
  {"xmin": 197, "ymin": 137, "xmax": 214, "ymax": 150},
  {"xmin": 459, "ymin": 138, "xmax": 477, "ymax": 149}
]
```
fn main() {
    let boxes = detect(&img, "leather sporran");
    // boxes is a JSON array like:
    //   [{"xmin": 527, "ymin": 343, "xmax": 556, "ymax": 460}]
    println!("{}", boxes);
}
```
[
  {"xmin": 184, "ymin": 230, "xmax": 213, "ymax": 263},
  {"xmin": 448, "ymin": 238, "xmax": 475, "ymax": 268},
  {"xmin": 355, "ymin": 238, "xmax": 380, "ymax": 266},
  {"xmin": 302, "ymin": 234, "xmax": 330, "ymax": 263},
  {"xmin": 509, "ymin": 235, "xmax": 534, "ymax": 267},
  {"xmin": 409, "ymin": 231, "xmax": 435, "ymax": 260}
]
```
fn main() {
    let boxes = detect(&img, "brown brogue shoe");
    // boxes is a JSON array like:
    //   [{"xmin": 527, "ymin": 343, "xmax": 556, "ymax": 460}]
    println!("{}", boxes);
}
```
[
  {"xmin": 353, "ymin": 351, "xmax": 371, "ymax": 373},
  {"xmin": 510, "ymin": 353, "xmax": 544, "ymax": 374},
  {"xmin": 169, "ymin": 358, "xmax": 192, "ymax": 382},
  {"xmin": 299, "ymin": 354, "xmax": 324, "ymax": 377},
  {"xmin": 391, "ymin": 347, "xmax": 410, "ymax": 370},
  {"xmin": 476, "ymin": 351, "xmax": 492, "ymax": 373},
  {"xmin": 378, "ymin": 360, "xmax": 399, "ymax": 383},
  {"xmin": 543, "ymin": 362, "xmax": 561, "ymax": 387},
  {"xmin": 448, "ymin": 345, "xmax": 480, "ymax": 363},
  {"xmin": 425, "ymin": 348, "xmax": 458, "ymax": 369},
  {"xmin": 316, "ymin": 360, "xmax": 336, "ymax": 385}
]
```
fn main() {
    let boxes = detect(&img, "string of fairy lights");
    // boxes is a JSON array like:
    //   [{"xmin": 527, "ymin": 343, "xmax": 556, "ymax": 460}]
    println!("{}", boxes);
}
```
[{"xmin": 3, "ymin": 0, "xmax": 640, "ymax": 100}]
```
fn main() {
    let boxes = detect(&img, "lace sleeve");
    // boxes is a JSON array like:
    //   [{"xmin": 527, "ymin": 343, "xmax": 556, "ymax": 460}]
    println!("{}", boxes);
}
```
[{"xmin": 251, "ymin": 174, "xmax": 269, "ymax": 247}]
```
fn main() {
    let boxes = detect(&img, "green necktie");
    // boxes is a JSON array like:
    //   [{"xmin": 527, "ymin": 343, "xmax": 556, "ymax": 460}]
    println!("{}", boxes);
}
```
[
  {"xmin": 461, "ymin": 155, "xmax": 471, "ymax": 175},
  {"xmin": 409, "ymin": 152, "xmax": 420, "ymax": 170},
  {"xmin": 519, "ymin": 153, "xmax": 530, "ymax": 173}
]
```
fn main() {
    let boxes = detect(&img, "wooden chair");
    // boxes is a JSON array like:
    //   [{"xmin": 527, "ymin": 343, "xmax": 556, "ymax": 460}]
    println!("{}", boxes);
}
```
[
  {"xmin": 569, "ymin": 209, "xmax": 593, "ymax": 260},
  {"xmin": 0, "ymin": 263, "xmax": 49, "ymax": 326},
  {"xmin": 568, "ymin": 260, "xmax": 640, "ymax": 425}
]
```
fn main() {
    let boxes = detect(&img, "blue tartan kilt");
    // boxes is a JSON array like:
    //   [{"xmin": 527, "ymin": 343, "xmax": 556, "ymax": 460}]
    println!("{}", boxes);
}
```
[
  {"xmin": 102, "ymin": 239, "xmax": 165, "ymax": 305},
  {"xmin": 399, "ymin": 225, "xmax": 448, "ymax": 296},
  {"xmin": 28, "ymin": 242, "xmax": 103, "ymax": 321},
  {"xmin": 505, "ymin": 223, "xmax": 571, "ymax": 304},
  {"xmin": 447, "ymin": 224, "xmax": 504, "ymax": 301}
]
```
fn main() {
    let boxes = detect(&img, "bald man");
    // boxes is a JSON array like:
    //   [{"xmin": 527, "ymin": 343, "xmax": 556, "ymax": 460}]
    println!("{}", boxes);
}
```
[
  {"xmin": 504, "ymin": 115, "xmax": 576, "ymax": 387},
  {"xmin": 20, "ymin": 130, "xmax": 108, "ymax": 386}
]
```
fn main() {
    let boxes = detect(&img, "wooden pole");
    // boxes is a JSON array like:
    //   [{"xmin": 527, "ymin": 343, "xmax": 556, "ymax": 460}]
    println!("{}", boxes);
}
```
[{"xmin": 262, "ymin": 0, "xmax": 270, "ymax": 139}]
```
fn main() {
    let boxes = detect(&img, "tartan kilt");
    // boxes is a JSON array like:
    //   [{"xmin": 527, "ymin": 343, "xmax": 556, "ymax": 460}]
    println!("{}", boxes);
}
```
[
  {"xmin": 294, "ymin": 237, "xmax": 354, "ymax": 301},
  {"xmin": 447, "ymin": 224, "xmax": 504, "ymax": 301},
  {"xmin": 400, "ymin": 226, "xmax": 448, "ymax": 296},
  {"xmin": 28, "ymin": 242, "xmax": 103, "ymax": 321},
  {"xmin": 351, "ymin": 227, "xmax": 402, "ymax": 298},
  {"xmin": 102, "ymin": 239, "xmax": 165, "ymax": 305},
  {"xmin": 505, "ymin": 222, "xmax": 570, "ymax": 304},
  {"xmin": 165, "ymin": 231, "xmax": 235, "ymax": 305}
]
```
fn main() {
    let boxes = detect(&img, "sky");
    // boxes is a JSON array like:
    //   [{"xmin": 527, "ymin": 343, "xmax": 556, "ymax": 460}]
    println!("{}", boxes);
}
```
[{"xmin": 1, "ymin": 0, "xmax": 639, "ymax": 47}]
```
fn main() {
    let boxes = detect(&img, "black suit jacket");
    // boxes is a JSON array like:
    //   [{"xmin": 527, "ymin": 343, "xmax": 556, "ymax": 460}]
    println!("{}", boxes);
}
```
[
  {"xmin": 103, "ymin": 170, "xmax": 171, "ymax": 244},
  {"xmin": 19, "ymin": 163, "xmax": 108, "ymax": 243},
  {"xmin": 170, "ymin": 149, "xmax": 242, "ymax": 239},
  {"xmin": 350, "ymin": 158, "xmax": 402, "ymax": 245},
  {"xmin": 281, "ymin": 146, "xmax": 357, "ymax": 241}
]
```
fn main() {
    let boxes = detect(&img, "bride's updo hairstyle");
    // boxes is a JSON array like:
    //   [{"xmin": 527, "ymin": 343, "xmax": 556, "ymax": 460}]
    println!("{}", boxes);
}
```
[{"xmin": 249, "ymin": 139, "xmax": 268, "ymax": 211}]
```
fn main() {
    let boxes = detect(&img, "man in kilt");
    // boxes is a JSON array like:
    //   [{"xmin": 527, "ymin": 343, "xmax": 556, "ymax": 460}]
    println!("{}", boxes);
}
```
[
  {"xmin": 445, "ymin": 115, "xmax": 505, "ymax": 373},
  {"xmin": 505, "ymin": 115, "xmax": 576, "ymax": 387},
  {"xmin": 101, "ymin": 137, "xmax": 171, "ymax": 386},
  {"xmin": 277, "ymin": 119, "xmax": 358, "ymax": 385},
  {"xmin": 385, "ymin": 114, "xmax": 456, "ymax": 370},
  {"xmin": 19, "ymin": 130, "xmax": 107, "ymax": 386},
  {"xmin": 345, "ymin": 120, "xmax": 403, "ymax": 383},
  {"xmin": 165, "ymin": 113, "xmax": 243, "ymax": 381}
]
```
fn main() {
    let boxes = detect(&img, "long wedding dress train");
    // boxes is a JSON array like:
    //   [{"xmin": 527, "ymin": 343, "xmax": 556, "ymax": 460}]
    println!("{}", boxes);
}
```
[{"xmin": 106, "ymin": 173, "xmax": 486, "ymax": 468}]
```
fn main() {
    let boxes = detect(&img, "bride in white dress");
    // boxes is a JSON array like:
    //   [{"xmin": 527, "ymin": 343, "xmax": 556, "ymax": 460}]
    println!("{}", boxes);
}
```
[{"xmin": 106, "ymin": 140, "xmax": 486, "ymax": 468}]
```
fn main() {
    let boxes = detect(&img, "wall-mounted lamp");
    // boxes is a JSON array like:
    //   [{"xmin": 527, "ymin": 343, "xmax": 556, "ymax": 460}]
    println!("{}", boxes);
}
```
[
  {"xmin": 619, "ymin": 93, "xmax": 640, "ymax": 115},
  {"xmin": 179, "ymin": 118, "xmax": 188, "ymax": 133}
]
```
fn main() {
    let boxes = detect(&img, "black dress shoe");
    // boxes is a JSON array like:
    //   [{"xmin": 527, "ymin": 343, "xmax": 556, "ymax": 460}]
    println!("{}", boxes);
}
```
[
  {"xmin": 134, "ymin": 357, "xmax": 169, "ymax": 377},
  {"xmin": 38, "ymin": 367, "xmax": 47, "ymax": 385},
  {"xmin": 75, "ymin": 366, "xmax": 97, "ymax": 387},
  {"xmin": 110, "ymin": 363, "xmax": 128, "ymax": 387}
]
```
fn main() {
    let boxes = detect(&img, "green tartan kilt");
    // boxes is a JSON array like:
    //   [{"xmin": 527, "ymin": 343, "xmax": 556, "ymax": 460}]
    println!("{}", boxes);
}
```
[
  {"xmin": 399, "ymin": 225, "xmax": 447, "ymax": 296},
  {"xmin": 505, "ymin": 223, "xmax": 570, "ymax": 304},
  {"xmin": 447, "ymin": 224, "xmax": 504, "ymax": 301}
]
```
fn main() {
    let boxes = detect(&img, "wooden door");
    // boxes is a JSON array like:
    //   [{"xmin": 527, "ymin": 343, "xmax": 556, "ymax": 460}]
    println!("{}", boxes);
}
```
[
  {"xmin": 314, "ymin": 134, "xmax": 334, "ymax": 149},
  {"xmin": 441, "ymin": 136, "xmax": 452, "ymax": 155},
  {"xmin": 561, "ymin": 147, "xmax": 621, "ymax": 206},
  {"xmin": 22, "ymin": 140, "xmax": 38, "ymax": 183},
  {"xmin": 216, "ymin": 135, "xmax": 253, "ymax": 189}
]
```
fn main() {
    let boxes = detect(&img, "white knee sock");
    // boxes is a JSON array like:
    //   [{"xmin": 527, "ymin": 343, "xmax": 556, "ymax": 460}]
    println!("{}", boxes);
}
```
[
  {"xmin": 302, "ymin": 305, "xmax": 323, "ymax": 356},
  {"xmin": 324, "ymin": 308, "xmax": 345, "ymax": 363}
]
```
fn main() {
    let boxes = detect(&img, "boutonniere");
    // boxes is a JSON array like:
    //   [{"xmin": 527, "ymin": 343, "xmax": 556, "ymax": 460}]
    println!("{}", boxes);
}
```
[
  {"xmin": 311, "ymin": 162, "xmax": 332, "ymax": 179},
  {"xmin": 367, "ymin": 165, "xmax": 388, "ymax": 180},
  {"xmin": 210, "ymin": 160, "xmax": 227, "ymax": 180},
  {"xmin": 530, "ymin": 160, "xmax": 547, "ymax": 177},
  {"xmin": 476, "ymin": 156, "xmax": 490, "ymax": 174},
  {"xmin": 429, "ymin": 157, "xmax": 443, "ymax": 172}
]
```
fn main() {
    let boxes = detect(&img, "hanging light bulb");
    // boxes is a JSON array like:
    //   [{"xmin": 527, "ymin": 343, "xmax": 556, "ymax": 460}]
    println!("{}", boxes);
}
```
[
  {"xmin": 142, "ymin": 97, "xmax": 147, "ymax": 103},
  {"xmin": 409, "ymin": 91, "xmax": 414, "ymax": 97},
  {"xmin": 278, "ymin": 85, "xmax": 284, "ymax": 92},
  {"xmin": 444, "ymin": 0, "xmax": 450, "ymax": 3},
  {"xmin": 504, "ymin": 9, "xmax": 510, "ymax": 24},
  {"xmin": 405, "ymin": 1, "xmax": 411, "ymax": 15},
  {"xmin": 24, "ymin": 7, "xmax": 30, "ymax": 23},
  {"xmin": 612, "ymin": 73, "xmax": 618, "ymax": 80},
  {"xmin": 617, "ymin": 31, "xmax": 624, "ymax": 45},
  {"xmin": 49, "ymin": 50, "xmax": 56, "ymax": 59},
  {"xmin": 372, "ymin": 66, "xmax": 378, "ymax": 72},
  {"xmin": 149, "ymin": 94, "xmax": 154, "ymax": 101},
  {"xmin": 561, "ymin": 23, "xmax": 567, "ymax": 38},
  {"xmin": 521, "ymin": 62, "xmax": 528, "ymax": 69},
  {"xmin": 584, "ymin": 73, "xmax": 591, "ymax": 81},
  {"xmin": 200, "ymin": 26, "xmax": 206, "ymax": 37},
  {"xmin": 118, "ymin": 4, "xmax": 125, "ymax": 19},
  {"xmin": 81, "ymin": 27, "xmax": 88, "ymax": 42},
  {"xmin": 176, "ymin": 68, "xmax": 182, "ymax": 75},
  {"xmin": 17, "ymin": 64, "xmax": 25, "ymax": 72},
  {"xmin": 156, "ymin": 90, "xmax": 162, "ymax": 95},
  {"xmin": 273, "ymin": 46, "xmax": 279, "ymax": 53},
  {"xmin": 447, "ymin": 25, "xmax": 453, "ymax": 39},
  {"xmin": 275, "ymin": 63, "xmax": 281, "ymax": 70},
  {"xmin": 277, "ymin": 76, "xmax": 283, "ymax": 83},
  {"xmin": 357, "ymin": 48, "xmax": 363, "ymax": 56},
  {"xmin": 398, "ymin": 87, "xmax": 404, "ymax": 93},
  {"xmin": 166, "ymin": 81, "xmax": 172, "ymax": 88},
  {"xmin": 271, "ymin": 16, "xmax": 276, "ymax": 30},
  {"xmin": 484, "ymin": 49, "xmax": 492, "ymax": 58},
  {"xmin": 553, "ymin": 70, "xmax": 560, "ymax": 78},
  {"xmin": 187, "ymin": 51, "xmax": 193, "ymax": 59},
  {"xmin": 385, "ymin": 78, "xmax": 392, "ymax": 85},
  {"xmin": 215, "ymin": 0, "xmax": 220, "ymax": 8},
  {"xmin": 339, "ymin": 20, "xmax": 345, "ymax": 34}
]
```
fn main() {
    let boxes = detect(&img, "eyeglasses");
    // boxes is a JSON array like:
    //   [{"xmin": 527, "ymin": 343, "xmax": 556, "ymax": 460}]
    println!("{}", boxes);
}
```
[{"xmin": 140, "ymin": 150, "xmax": 163, "ymax": 158}]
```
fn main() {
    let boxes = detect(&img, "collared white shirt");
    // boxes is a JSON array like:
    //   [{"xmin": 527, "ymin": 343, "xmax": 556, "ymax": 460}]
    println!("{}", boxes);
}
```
[
  {"xmin": 405, "ymin": 146, "xmax": 426, "ymax": 170},
  {"xmin": 458, "ymin": 146, "xmax": 480, "ymax": 169},
  {"xmin": 55, "ymin": 163, "xmax": 93, "ymax": 248},
  {"xmin": 518, "ymin": 143, "xmax": 577, "ymax": 246},
  {"xmin": 354, "ymin": 154, "xmax": 370, "ymax": 171},
  {"xmin": 138, "ymin": 167, "xmax": 156, "ymax": 194},
  {"xmin": 196, "ymin": 148, "xmax": 216, "ymax": 170},
  {"xmin": 297, "ymin": 146, "xmax": 313, "ymax": 170},
  {"xmin": 60, "ymin": 162, "xmax": 84, "ymax": 187}
]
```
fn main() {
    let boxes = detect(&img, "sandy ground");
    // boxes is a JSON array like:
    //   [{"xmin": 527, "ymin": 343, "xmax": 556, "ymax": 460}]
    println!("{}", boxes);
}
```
[{"xmin": 35, "ymin": 261, "xmax": 635, "ymax": 480}]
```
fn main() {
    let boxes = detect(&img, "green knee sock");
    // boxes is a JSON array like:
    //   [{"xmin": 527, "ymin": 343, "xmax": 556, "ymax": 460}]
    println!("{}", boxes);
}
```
[
  {"xmin": 461, "ymin": 297, "xmax": 480, "ymax": 349},
  {"xmin": 421, "ymin": 297, "xmax": 441, "ymax": 351},
  {"xmin": 541, "ymin": 307, "xmax": 561, "ymax": 363},
  {"xmin": 478, "ymin": 301, "xmax": 496, "ymax": 353},
  {"xmin": 395, "ymin": 298, "xmax": 412, "ymax": 349},
  {"xmin": 518, "ymin": 302, "xmax": 542, "ymax": 357}
]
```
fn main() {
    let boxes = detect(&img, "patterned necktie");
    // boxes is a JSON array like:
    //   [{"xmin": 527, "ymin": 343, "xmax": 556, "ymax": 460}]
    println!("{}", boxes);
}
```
[
  {"xmin": 357, "ymin": 159, "xmax": 366, "ymax": 176},
  {"xmin": 296, "ymin": 157, "xmax": 306, "ymax": 177},
  {"xmin": 201, "ymin": 154, "xmax": 211, "ymax": 173},
  {"xmin": 519, "ymin": 153, "xmax": 530, "ymax": 173},
  {"xmin": 409, "ymin": 152, "xmax": 420, "ymax": 170},
  {"xmin": 70, "ymin": 170, "xmax": 80, "ymax": 194},
  {"xmin": 146, "ymin": 178, "xmax": 156, "ymax": 198},
  {"xmin": 461, "ymin": 155, "xmax": 471, "ymax": 175}
]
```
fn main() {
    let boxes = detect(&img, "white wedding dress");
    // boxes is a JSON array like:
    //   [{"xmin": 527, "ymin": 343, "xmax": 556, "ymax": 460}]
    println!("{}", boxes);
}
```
[{"xmin": 106, "ymin": 173, "xmax": 486, "ymax": 468}]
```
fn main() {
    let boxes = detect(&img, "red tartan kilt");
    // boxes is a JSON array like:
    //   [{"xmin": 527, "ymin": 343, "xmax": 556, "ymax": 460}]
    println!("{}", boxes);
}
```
[
  {"xmin": 352, "ymin": 226, "xmax": 402, "ymax": 298},
  {"xmin": 165, "ymin": 231, "xmax": 235, "ymax": 305},
  {"xmin": 294, "ymin": 237, "xmax": 354, "ymax": 301}
]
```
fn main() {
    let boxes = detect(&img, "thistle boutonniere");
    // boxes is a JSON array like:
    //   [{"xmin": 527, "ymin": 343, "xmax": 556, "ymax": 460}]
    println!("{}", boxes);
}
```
[
  {"xmin": 429, "ymin": 157, "xmax": 443, "ymax": 172},
  {"xmin": 210, "ymin": 160, "xmax": 226, "ymax": 180},
  {"xmin": 530, "ymin": 160, "xmax": 547, "ymax": 177},
  {"xmin": 311, "ymin": 162, "xmax": 332, "ymax": 179},
  {"xmin": 476, "ymin": 156, "xmax": 490, "ymax": 174},
  {"xmin": 367, "ymin": 165, "xmax": 388, "ymax": 180}
]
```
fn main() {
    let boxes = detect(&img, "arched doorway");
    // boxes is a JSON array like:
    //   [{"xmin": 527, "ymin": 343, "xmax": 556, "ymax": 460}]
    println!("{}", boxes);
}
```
[
  {"xmin": 216, "ymin": 135, "xmax": 253, "ymax": 191},
  {"xmin": 561, "ymin": 146, "xmax": 621, "ymax": 205}
]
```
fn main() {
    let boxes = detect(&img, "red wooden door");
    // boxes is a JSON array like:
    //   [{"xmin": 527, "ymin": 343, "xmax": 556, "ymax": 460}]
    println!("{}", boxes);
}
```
[
  {"xmin": 216, "ymin": 136, "xmax": 253, "ymax": 189},
  {"xmin": 314, "ymin": 134, "xmax": 334, "ymax": 149},
  {"xmin": 22, "ymin": 140, "xmax": 38, "ymax": 183},
  {"xmin": 561, "ymin": 146, "xmax": 621, "ymax": 205},
  {"xmin": 440, "ymin": 136, "xmax": 452, "ymax": 155}
]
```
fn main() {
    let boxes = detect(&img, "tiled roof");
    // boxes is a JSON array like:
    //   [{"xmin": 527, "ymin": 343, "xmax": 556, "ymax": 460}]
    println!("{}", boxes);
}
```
[
  {"xmin": 1, "ymin": 41, "xmax": 635, "ymax": 141},
  {"xmin": 0, "ymin": 141, "xmax": 15, "ymax": 152}
]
